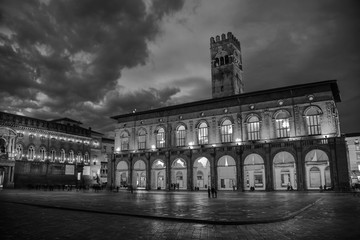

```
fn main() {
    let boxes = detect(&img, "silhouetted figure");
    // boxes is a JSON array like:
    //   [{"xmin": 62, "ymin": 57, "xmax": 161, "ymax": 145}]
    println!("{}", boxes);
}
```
[
  {"xmin": 208, "ymin": 187, "xmax": 211, "ymax": 198},
  {"xmin": 211, "ymin": 187, "xmax": 215, "ymax": 198}
]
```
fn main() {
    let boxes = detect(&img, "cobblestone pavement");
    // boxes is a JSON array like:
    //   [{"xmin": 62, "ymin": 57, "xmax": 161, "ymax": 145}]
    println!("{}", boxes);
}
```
[{"xmin": 1, "ymin": 190, "xmax": 360, "ymax": 239}]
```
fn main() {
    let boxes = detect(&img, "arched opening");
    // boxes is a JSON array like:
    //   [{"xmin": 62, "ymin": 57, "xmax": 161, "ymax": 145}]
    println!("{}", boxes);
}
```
[
  {"xmin": 217, "ymin": 155, "xmax": 236, "ymax": 190},
  {"xmin": 273, "ymin": 151, "xmax": 297, "ymax": 190},
  {"xmin": 151, "ymin": 159, "xmax": 166, "ymax": 190},
  {"xmin": 171, "ymin": 158, "xmax": 187, "ymax": 189},
  {"xmin": 133, "ymin": 160, "xmax": 146, "ymax": 189},
  {"xmin": 244, "ymin": 154, "xmax": 265, "ymax": 190},
  {"xmin": 193, "ymin": 157, "xmax": 211, "ymax": 190},
  {"xmin": 116, "ymin": 161, "xmax": 129, "ymax": 188},
  {"xmin": 305, "ymin": 149, "xmax": 329, "ymax": 189}
]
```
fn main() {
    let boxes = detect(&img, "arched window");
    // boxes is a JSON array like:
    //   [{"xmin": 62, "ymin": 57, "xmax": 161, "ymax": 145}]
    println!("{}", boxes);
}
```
[
  {"xmin": 275, "ymin": 111, "xmax": 290, "ymax": 138},
  {"xmin": 28, "ymin": 146, "xmax": 35, "ymax": 160},
  {"xmin": 156, "ymin": 127, "xmax": 165, "ymax": 148},
  {"xmin": 220, "ymin": 119, "xmax": 233, "ymax": 143},
  {"xmin": 69, "ymin": 150, "xmax": 74, "ymax": 163},
  {"xmin": 198, "ymin": 122, "xmax": 208, "ymax": 145},
  {"xmin": 247, "ymin": 116, "xmax": 260, "ymax": 140},
  {"xmin": 84, "ymin": 152, "xmax": 89, "ymax": 163},
  {"xmin": 50, "ymin": 149, "xmax": 56, "ymax": 162},
  {"xmin": 214, "ymin": 58, "xmax": 220, "ymax": 67},
  {"xmin": 138, "ymin": 129, "xmax": 146, "ymax": 150},
  {"xmin": 60, "ymin": 149, "xmax": 66, "ymax": 163},
  {"xmin": 176, "ymin": 125, "xmax": 186, "ymax": 147},
  {"xmin": 39, "ymin": 147, "xmax": 46, "ymax": 161},
  {"xmin": 16, "ymin": 144, "xmax": 23, "ymax": 160},
  {"xmin": 305, "ymin": 106, "xmax": 322, "ymax": 135},
  {"xmin": 76, "ymin": 152, "xmax": 82, "ymax": 163},
  {"xmin": 120, "ymin": 131, "xmax": 129, "ymax": 151}
]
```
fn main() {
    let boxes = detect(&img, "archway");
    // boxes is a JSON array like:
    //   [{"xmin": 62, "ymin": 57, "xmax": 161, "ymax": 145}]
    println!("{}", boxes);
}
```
[
  {"xmin": 151, "ymin": 159, "xmax": 166, "ymax": 190},
  {"xmin": 305, "ymin": 149, "xmax": 329, "ymax": 189},
  {"xmin": 133, "ymin": 160, "xmax": 146, "ymax": 189},
  {"xmin": 273, "ymin": 151, "xmax": 297, "ymax": 190},
  {"xmin": 244, "ymin": 154, "xmax": 265, "ymax": 190},
  {"xmin": 193, "ymin": 157, "xmax": 211, "ymax": 190},
  {"xmin": 116, "ymin": 161, "xmax": 129, "ymax": 188},
  {"xmin": 171, "ymin": 158, "xmax": 187, "ymax": 189},
  {"xmin": 217, "ymin": 155, "xmax": 236, "ymax": 190}
]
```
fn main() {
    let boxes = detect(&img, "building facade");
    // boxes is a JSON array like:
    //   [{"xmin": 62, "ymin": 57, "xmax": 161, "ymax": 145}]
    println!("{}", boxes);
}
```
[
  {"xmin": 345, "ymin": 133, "xmax": 360, "ymax": 185},
  {"xmin": 0, "ymin": 113, "xmax": 111, "ymax": 189},
  {"xmin": 110, "ymin": 32, "xmax": 350, "ymax": 192}
]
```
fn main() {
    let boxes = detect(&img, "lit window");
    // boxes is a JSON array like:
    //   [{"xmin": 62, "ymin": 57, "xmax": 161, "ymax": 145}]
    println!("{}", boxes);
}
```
[
  {"xmin": 221, "ymin": 119, "xmax": 233, "ymax": 143},
  {"xmin": 16, "ymin": 144, "xmax": 23, "ymax": 160},
  {"xmin": 39, "ymin": 147, "xmax": 46, "ymax": 161},
  {"xmin": 28, "ymin": 146, "xmax": 35, "ymax": 160},
  {"xmin": 50, "ymin": 149, "xmax": 56, "ymax": 162},
  {"xmin": 69, "ymin": 150, "xmax": 74, "ymax": 163},
  {"xmin": 247, "ymin": 116, "xmax": 260, "ymax": 141},
  {"xmin": 84, "ymin": 152, "xmax": 89, "ymax": 163},
  {"xmin": 198, "ymin": 122, "xmax": 208, "ymax": 145},
  {"xmin": 60, "ymin": 149, "xmax": 66, "ymax": 163},
  {"xmin": 275, "ymin": 111, "xmax": 290, "ymax": 138},
  {"xmin": 176, "ymin": 125, "xmax": 186, "ymax": 147},
  {"xmin": 156, "ymin": 127, "xmax": 166, "ymax": 148},
  {"xmin": 138, "ymin": 129, "xmax": 146, "ymax": 149},
  {"xmin": 121, "ymin": 132, "xmax": 129, "ymax": 150},
  {"xmin": 305, "ymin": 106, "xmax": 321, "ymax": 135}
]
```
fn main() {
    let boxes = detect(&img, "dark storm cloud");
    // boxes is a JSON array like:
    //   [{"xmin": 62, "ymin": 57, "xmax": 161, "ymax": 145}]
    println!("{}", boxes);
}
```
[{"xmin": 0, "ymin": 0, "xmax": 184, "ymax": 132}]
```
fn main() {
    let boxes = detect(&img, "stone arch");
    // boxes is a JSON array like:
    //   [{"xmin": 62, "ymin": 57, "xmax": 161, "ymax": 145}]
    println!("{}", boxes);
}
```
[
  {"xmin": 304, "ymin": 149, "xmax": 329, "ymax": 189},
  {"xmin": 243, "ymin": 153, "xmax": 265, "ymax": 190},
  {"xmin": 193, "ymin": 156, "xmax": 211, "ymax": 190},
  {"xmin": 272, "ymin": 151, "xmax": 297, "ymax": 190},
  {"xmin": 217, "ymin": 155, "xmax": 236, "ymax": 190},
  {"xmin": 171, "ymin": 158, "xmax": 187, "ymax": 189},
  {"xmin": 151, "ymin": 159, "xmax": 166, "ymax": 190},
  {"xmin": 133, "ymin": 159, "xmax": 147, "ymax": 189},
  {"xmin": 116, "ymin": 160, "xmax": 129, "ymax": 188}
]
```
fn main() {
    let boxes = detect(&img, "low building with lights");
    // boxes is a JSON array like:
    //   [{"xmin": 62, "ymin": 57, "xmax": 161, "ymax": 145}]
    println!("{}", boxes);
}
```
[
  {"xmin": 345, "ymin": 133, "xmax": 360, "ymax": 185},
  {"xmin": 0, "ymin": 113, "xmax": 111, "ymax": 189},
  {"xmin": 110, "ymin": 32, "xmax": 350, "ymax": 192}
]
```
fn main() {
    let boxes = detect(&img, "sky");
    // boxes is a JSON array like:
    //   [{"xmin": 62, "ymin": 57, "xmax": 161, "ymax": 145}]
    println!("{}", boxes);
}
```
[{"xmin": 1, "ymin": 0, "xmax": 359, "ymax": 137}]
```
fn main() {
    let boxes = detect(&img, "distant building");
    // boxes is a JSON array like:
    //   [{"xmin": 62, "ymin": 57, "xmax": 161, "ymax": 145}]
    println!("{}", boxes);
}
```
[
  {"xmin": 0, "ymin": 112, "xmax": 113, "ymax": 189},
  {"xmin": 110, "ymin": 32, "xmax": 350, "ymax": 192},
  {"xmin": 345, "ymin": 133, "xmax": 360, "ymax": 184}
]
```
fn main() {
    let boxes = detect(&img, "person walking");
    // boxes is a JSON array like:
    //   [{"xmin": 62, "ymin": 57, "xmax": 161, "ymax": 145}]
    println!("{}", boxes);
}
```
[
  {"xmin": 211, "ymin": 187, "xmax": 215, "ymax": 198},
  {"xmin": 208, "ymin": 187, "xmax": 211, "ymax": 198}
]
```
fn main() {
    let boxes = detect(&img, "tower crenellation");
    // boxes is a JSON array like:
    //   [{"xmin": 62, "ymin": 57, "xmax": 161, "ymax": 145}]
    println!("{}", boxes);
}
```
[{"xmin": 210, "ymin": 32, "xmax": 244, "ymax": 98}]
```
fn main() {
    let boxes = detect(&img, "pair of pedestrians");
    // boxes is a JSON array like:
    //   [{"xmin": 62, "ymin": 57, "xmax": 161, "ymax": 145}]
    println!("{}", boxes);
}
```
[{"xmin": 208, "ymin": 187, "xmax": 217, "ymax": 198}]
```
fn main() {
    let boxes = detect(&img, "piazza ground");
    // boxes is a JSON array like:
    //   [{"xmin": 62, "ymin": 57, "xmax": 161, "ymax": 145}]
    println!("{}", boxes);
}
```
[{"xmin": 1, "ymin": 189, "xmax": 360, "ymax": 239}]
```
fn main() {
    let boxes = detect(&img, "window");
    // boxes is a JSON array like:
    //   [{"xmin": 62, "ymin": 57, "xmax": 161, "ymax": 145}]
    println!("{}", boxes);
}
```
[
  {"xmin": 76, "ymin": 152, "xmax": 82, "ymax": 163},
  {"xmin": 176, "ymin": 125, "xmax": 186, "ymax": 146},
  {"xmin": 69, "ymin": 150, "xmax": 74, "ymax": 163},
  {"xmin": 198, "ymin": 122, "xmax": 209, "ymax": 145},
  {"xmin": 355, "ymin": 139, "xmax": 359, "ymax": 151},
  {"xmin": 156, "ymin": 127, "xmax": 166, "ymax": 148},
  {"xmin": 39, "ymin": 147, "xmax": 46, "ymax": 161},
  {"xmin": 120, "ymin": 132, "xmax": 129, "ymax": 150},
  {"xmin": 275, "ymin": 111, "xmax": 290, "ymax": 138},
  {"xmin": 247, "ymin": 116, "xmax": 260, "ymax": 140},
  {"xmin": 28, "ymin": 146, "xmax": 35, "ymax": 160},
  {"xmin": 16, "ymin": 144, "xmax": 23, "ymax": 160},
  {"xmin": 60, "ymin": 149, "xmax": 66, "ymax": 163},
  {"xmin": 138, "ymin": 129, "xmax": 146, "ymax": 149},
  {"xmin": 84, "ymin": 152, "xmax": 89, "ymax": 163},
  {"xmin": 305, "ymin": 106, "xmax": 321, "ymax": 135},
  {"xmin": 50, "ymin": 149, "xmax": 56, "ymax": 162},
  {"xmin": 221, "ymin": 119, "xmax": 233, "ymax": 143}
]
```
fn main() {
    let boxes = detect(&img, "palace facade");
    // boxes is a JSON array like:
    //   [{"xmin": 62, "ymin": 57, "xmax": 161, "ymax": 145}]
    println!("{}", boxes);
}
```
[
  {"xmin": 0, "ymin": 113, "xmax": 112, "ymax": 189},
  {"xmin": 110, "ymin": 32, "xmax": 350, "ymax": 192}
]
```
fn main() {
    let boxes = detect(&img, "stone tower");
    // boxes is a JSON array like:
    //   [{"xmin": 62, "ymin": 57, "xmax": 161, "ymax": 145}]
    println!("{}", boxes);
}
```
[{"xmin": 210, "ymin": 32, "xmax": 244, "ymax": 98}]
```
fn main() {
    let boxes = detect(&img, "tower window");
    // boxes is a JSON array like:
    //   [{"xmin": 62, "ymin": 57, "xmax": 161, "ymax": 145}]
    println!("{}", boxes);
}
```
[
  {"xmin": 220, "ymin": 57, "xmax": 224, "ymax": 65},
  {"xmin": 225, "ymin": 55, "xmax": 229, "ymax": 64}
]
